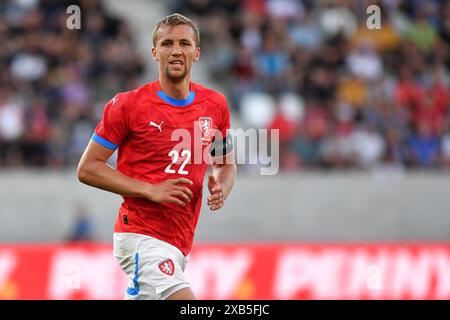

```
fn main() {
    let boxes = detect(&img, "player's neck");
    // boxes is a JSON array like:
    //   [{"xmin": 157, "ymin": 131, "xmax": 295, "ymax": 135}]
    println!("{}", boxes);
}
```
[{"xmin": 158, "ymin": 76, "xmax": 191, "ymax": 100}]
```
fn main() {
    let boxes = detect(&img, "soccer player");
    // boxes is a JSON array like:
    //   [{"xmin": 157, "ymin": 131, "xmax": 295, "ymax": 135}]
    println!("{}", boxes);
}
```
[{"xmin": 77, "ymin": 13, "xmax": 236, "ymax": 300}]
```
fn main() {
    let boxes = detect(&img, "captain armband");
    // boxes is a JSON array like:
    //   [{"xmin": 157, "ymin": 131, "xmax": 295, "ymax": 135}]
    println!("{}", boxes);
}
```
[{"xmin": 209, "ymin": 133, "xmax": 233, "ymax": 157}]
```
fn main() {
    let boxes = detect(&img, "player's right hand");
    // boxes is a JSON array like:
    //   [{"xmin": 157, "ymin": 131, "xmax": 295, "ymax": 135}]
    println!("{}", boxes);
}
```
[{"xmin": 146, "ymin": 178, "xmax": 193, "ymax": 206}]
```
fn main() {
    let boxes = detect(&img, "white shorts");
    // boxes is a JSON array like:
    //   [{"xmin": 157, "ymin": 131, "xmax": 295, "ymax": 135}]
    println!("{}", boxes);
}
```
[{"xmin": 113, "ymin": 232, "xmax": 190, "ymax": 300}]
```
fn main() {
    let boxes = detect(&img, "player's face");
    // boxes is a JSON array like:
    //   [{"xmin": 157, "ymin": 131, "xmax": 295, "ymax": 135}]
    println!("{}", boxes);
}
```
[{"xmin": 152, "ymin": 24, "xmax": 200, "ymax": 82}]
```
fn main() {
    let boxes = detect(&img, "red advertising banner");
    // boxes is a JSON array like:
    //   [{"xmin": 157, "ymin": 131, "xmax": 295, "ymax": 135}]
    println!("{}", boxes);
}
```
[{"xmin": 0, "ymin": 243, "xmax": 449, "ymax": 300}]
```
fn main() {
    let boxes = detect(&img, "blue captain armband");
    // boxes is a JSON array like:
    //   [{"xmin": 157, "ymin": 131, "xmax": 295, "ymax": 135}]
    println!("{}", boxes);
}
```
[{"xmin": 92, "ymin": 133, "xmax": 118, "ymax": 151}]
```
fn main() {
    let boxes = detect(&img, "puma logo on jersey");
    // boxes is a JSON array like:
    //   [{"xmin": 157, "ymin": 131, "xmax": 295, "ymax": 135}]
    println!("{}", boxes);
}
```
[{"xmin": 149, "ymin": 121, "xmax": 164, "ymax": 133}]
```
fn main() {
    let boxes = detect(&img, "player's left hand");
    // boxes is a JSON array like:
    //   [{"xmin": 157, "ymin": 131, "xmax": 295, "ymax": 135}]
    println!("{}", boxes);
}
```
[{"xmin": 207, "ymin": 174, "xmax": 224, "ymax": 211}]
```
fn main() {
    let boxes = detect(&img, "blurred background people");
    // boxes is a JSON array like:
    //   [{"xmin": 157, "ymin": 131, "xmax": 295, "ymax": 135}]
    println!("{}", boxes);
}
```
[{"xmin": 1, "ymin": 0, "xmax": 450, "ymax": 172}]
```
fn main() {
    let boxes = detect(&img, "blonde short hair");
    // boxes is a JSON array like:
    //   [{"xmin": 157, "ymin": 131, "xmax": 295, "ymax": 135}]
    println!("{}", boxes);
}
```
[{"xmin": 152, "ymin": 13, "xmax": 200, "ymax": 47}]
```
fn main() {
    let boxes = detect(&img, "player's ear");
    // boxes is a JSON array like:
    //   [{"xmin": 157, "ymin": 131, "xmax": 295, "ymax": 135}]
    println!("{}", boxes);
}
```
[
  {"xmin": 193, "ymin": 46, "xmax": 200, "ymax": 62},
  {"xmin": 152, "ymin": 47, "xmax": 159, "ymax": 62}
]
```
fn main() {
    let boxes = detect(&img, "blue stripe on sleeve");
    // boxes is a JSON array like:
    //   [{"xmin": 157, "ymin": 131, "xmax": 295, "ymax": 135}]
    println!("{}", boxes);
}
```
[{"xmin": 92, "ymin": 133, "xmax": 118, "ymax": 151}]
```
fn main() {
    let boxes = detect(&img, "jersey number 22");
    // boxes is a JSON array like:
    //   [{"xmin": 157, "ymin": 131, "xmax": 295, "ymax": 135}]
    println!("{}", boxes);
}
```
[{"xmin": 164, "ymin": 149, "xmax": 190, "ymax": 175}]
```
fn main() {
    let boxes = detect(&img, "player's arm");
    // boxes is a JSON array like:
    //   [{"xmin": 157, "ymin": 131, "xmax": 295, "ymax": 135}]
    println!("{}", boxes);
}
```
[
  {"xmin": 77, "ymin": 140, "xmax": 193, "ymax": 206},
  {"xmin": 207, "ymin": 135, "xmax": 237, "ymax": 211}
]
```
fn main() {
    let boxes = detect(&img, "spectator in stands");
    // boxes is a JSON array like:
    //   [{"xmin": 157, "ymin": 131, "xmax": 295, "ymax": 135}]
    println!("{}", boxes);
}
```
[
  {"xmin": 351, "ymin": 122, "xmax": 386, "ymax": 169},
  {"xmin": 382, "ymin": 126, "xmax": 410, "ymax": 169},
  {"xmin": 409, "ymin": 122, "xmax": 440, "ymax": 168},
  {"xmin": 0, "ymin": 85, "xmax": 24, "ymax": 166}
]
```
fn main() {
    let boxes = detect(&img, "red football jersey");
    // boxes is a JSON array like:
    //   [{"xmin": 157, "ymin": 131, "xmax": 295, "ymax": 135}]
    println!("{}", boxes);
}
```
[{"xmin": 93, "ymin": 80, "xmax": 231, "ymax": 255}]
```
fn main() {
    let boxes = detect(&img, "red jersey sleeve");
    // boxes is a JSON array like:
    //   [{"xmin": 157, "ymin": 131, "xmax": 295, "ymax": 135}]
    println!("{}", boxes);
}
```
[
  {"xmin": 210, "ymin": 93, "xmax": 233, "ymax": 157},
  {"xmin": 220, "ymin": 94, "xmax": 231, "ymax": 138},
  {"xmin": 93, "ymin": 93, "xmax": 130, "ymax": 150}
]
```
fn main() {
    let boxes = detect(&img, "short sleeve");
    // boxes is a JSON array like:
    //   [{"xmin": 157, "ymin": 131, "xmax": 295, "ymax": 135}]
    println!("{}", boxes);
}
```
[
  {"xmin": 93, "ymin": 94, "xmax": 130, "ymax": 150},
  {"xmin": 210, "ymin": 94, "xmax": 233, "ymax": 157},
  {"xmin": 219, "ymin": 94, "xmax": 230, "ymax": 137}
]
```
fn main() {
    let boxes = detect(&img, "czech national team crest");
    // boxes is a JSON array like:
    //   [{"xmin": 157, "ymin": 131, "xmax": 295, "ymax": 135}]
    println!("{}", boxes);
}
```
[
  {"xmin": 159, "ymin": 259, "xmax": 175, "ymax": 276},
  {"xmin": 198, "ymin": 116, "xmax": 213, "ymax": 145}
]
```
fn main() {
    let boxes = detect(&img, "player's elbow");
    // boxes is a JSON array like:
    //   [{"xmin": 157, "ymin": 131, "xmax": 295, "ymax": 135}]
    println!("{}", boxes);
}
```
[
  {"xmin": 77, "ymin": 162, "xmax": 88, "ymax": 184},
  {"xmin": 225, "ymin": 162, "xmax": 237, "ymax": 176},
  {"xmin": 77, "ymin": 160, "xmax": 93, "ymax": 184},
  {"xmin": 231, "ymin": 163, "xmax": 237, "ymax": 175}
]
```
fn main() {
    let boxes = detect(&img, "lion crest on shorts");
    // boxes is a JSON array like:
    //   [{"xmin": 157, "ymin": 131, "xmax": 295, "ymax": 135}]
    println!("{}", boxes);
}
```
[{"xmin": 158, "ymin": 259, "xmax": 175, "ymax": 276}]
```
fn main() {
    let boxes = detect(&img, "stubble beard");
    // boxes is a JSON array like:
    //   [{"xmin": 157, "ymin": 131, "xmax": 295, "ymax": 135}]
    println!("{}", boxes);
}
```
[{"xmin": 165, "ymin": 66, "xmax": 188, "ymax": 83}]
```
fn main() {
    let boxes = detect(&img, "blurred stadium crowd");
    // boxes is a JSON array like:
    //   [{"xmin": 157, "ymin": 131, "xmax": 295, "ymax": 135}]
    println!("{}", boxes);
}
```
[
  {"xmin": 0, "ymin": 0, "xmax": 145, "ymax": 167},
  {"xmin": 1, "ymin": 0, "xmax": 450, "ymax": 172},
  {"xmin": 174, "ymin": 0, "xmax": 450, "ymax": 171}
]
